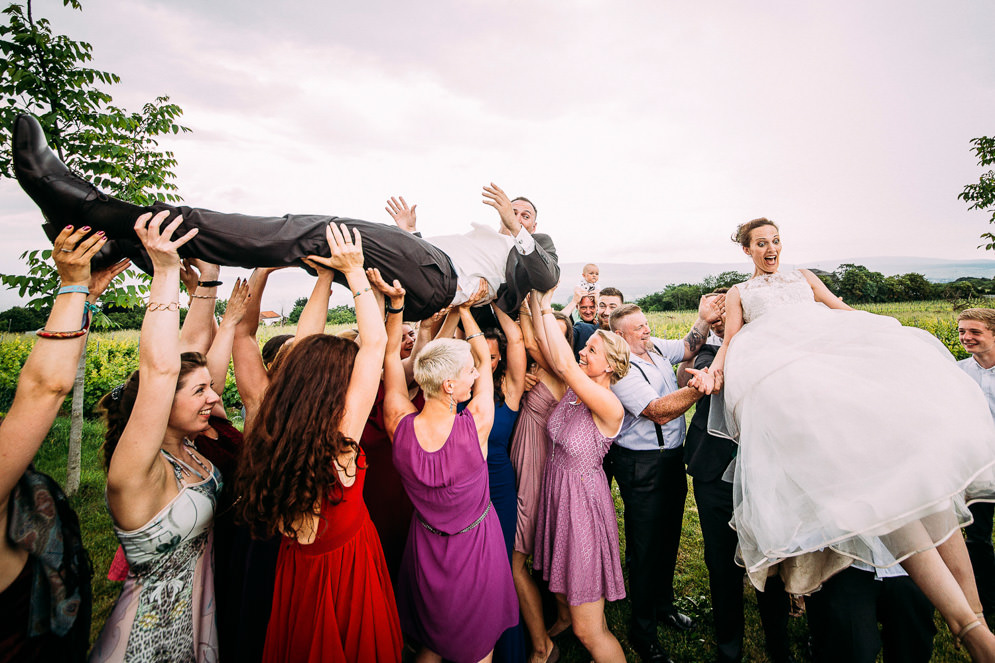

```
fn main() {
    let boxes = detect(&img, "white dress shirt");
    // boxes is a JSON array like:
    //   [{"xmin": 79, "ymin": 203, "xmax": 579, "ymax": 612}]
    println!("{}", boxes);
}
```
[
  {"xmin": 427, "ymin": 224, "xmax": 536, "ymax": 307},
  {"xmin": 959, "ymin": 356, "xmax": 995, "ymax": 423}
]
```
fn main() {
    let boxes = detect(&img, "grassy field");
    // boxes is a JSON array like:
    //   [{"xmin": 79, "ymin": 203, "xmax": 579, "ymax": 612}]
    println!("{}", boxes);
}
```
[{"xmin": 18, "ymin": 300, "xmax": 982, "ymax": 660}]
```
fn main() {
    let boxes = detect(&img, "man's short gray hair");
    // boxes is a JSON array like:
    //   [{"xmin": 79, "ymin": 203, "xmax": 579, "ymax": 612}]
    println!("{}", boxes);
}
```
[{"xmin": 609, "ymin": 303, "xmax": 642, "ymax": 332}]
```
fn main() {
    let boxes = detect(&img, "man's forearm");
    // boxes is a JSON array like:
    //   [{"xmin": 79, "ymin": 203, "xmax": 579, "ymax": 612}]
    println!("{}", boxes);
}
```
[
  {"xmin": 640, "ymin": 386, "xmax": 704, "ymax": 425},
  {"xmin": 683, "ymin": 317, "xmax": 711, "ymax": 359}
]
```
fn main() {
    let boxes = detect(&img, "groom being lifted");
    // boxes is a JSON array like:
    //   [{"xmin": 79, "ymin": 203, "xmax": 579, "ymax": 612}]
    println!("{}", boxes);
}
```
[{"xmin": 12, "ymin": 114, "xmax": 559, "ymax": 320}]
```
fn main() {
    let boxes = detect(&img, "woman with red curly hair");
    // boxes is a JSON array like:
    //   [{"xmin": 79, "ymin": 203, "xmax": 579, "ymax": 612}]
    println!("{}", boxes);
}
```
[{"xmin": 234, "ymin": 223, "xmax": 400, "ymax": 662}]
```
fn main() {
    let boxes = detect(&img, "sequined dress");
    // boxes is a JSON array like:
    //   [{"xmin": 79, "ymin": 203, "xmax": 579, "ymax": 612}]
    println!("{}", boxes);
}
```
[
  {"xmin": 532, "ymin": 388, "xmax": 625, "ymax": 605},
  {"xmin": 710, "ymin": 269, "xmax": 995, "ymax": 593},
  {"xmin": 90, "ymin": 450, "xmax": 220, "ymax": 662}
]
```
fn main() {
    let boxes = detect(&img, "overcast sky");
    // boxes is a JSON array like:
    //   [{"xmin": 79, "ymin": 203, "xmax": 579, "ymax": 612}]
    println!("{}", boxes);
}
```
[{"xmin": 1, "ymin": 0, "xmax": 993, "ymax": 311}]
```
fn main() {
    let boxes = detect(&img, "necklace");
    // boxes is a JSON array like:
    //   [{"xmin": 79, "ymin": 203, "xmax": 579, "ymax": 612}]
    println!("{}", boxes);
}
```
[{"xmin": 161, "ymin": 438, "xmax": 211, "ymax": 480}]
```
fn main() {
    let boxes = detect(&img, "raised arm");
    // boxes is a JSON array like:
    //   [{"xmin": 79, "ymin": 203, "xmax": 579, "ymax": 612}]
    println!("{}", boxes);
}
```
[
  {"xmin": 376, "ymin": 277, "xmax": 418, "ymax": 439},
  {"xmin": 232, "ymin": 267, "xmax": 276, "ymax": 427},
  {"xmin": 560, "ymin": 286, "xmax": 584, "ymax": 319},
  {"xmin": 688, "ymin": 287, "xmax": 742, "ymax": 395},
  {"xmin": 536, "ymin": 289, "xmax": 623, "ymax": 435},
  {"xmin": 204, "ymin": 277, "xmax": 250, "ymax": 417},
  {"xmin": 0, "ymin": 227, "xmax": 109, "ymax": 499},
  {"xmin": 295, "ymin": 259, "xmax": 335, "ymax": 340},
  {"xmin": 520, "ymin": 298, "xmax": 554, "ymax": 374},
  {"xmin": 178, "ymin": 259, "xmax": 220, "ymax": 354},
  {"xmin": 495, "ymin": 306, "xmax": 527, "ymax": 410},
  {"xmin": 462, "ymin": 306, "xmax": 495, "ymax": 451},
  {"xmin": 435, "ymin": 307, "xmax": 461, "ymax": 339},
  {"xmin": 107, "ymin": 212, "xmax": 199, "ymax": 511},
  {"xmin": 306, "ymin": 224, "xmax": 387, "ymax": 442},
  {"xmin": 680, "ymin": 294, "xmax": 723, "ymax": 361}
]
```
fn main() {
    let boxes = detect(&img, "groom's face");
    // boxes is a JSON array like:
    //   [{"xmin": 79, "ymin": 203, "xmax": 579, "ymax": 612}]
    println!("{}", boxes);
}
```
[{"xmin": 511, "ymin": 200, "xmax": 537, "ymax": 234}]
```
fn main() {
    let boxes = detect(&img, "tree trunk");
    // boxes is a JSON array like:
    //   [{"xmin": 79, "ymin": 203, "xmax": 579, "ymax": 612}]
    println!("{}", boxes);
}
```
[{"xmin": 66, "ymin": 347, "xmax": 86, "ymax": 496}]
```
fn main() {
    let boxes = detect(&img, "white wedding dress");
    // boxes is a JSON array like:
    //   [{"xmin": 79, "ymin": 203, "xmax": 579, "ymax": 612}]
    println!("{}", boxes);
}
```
[{"xmin": 709, "ymin": 269, "xmax": 995, "ymax": 594}]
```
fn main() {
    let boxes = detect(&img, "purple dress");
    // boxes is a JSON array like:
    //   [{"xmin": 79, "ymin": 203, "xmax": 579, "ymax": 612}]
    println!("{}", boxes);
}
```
[
  {"xmin": 393, "ymin": 409, "xmax": 518, "ymax": 662},
  {"xmin": 533, "ymin": 388, "xmax": 626, "ymax": 606}
]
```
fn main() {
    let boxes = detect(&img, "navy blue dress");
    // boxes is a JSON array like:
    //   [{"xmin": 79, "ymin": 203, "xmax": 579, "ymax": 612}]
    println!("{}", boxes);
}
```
[{"xmin": 489, "ymin": 402, "xmax": 527, "ymax": 663}]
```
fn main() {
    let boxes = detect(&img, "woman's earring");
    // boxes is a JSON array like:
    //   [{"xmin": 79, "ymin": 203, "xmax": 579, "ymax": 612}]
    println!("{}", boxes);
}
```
[{"xmin": 449, "ymin": 394, "xmax": 455, "ymax": 413}]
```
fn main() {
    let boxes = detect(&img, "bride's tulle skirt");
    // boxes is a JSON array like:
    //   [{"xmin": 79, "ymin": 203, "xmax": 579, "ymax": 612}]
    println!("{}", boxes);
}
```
[{"xmin": 708, "ymin": 302, "xmax": 995, "ymax": 593}]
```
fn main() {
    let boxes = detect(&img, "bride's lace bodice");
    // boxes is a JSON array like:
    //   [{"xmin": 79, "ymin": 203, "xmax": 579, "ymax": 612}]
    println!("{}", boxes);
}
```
[{"xmin": 736, "ymin": 269, "xmax": 814, "ymax": 323}]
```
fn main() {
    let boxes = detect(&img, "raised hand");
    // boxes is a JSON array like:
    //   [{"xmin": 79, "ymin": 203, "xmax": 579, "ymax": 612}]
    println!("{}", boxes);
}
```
[
  {"xmin": 463, "ymin": 277, "xmax": 490, "ymax": 307},
  {"xmin": 179, "ymin": 258, "xmax": 219, "ymax": 294},
  {"xmin": 699, "ymin": 293, "xmax": 725, "ymax": 324},
  {"xmin": 305, "ymin": 223, "xmax": 365, "ymax": 275},
  {"xmin": 386, "ymin": 196, "xmax": 418, "ymax": 233},
  {"xmin": 301, "ymin": 256, "xmax": 334, "ymax": 280},
  {"xmin": 89, "ymin": 258, "xmax": 132, "ymax": 302},
  {"xmin": 52, "ymin": 225, "xmax": 108, "ymax": 286},
  {"xmin": 134, "ymin": 211, "xmax": 199, "ymax": 271},
  {"xmin": 367, "ymin": 268, "xmax": 406, "ymax": 302},
  {"xmin": 482, "ymin": 183, "xmax": 519, "ymax": 235},
  {"xmin": 220, "ymin": 278, "xmax": 251, "ymax": 328}
]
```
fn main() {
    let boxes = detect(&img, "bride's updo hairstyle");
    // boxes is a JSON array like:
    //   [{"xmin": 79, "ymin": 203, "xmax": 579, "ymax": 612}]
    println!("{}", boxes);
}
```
[{"xmin": 732, "ymin": 218, "xmax": 778, "ymax": 248}]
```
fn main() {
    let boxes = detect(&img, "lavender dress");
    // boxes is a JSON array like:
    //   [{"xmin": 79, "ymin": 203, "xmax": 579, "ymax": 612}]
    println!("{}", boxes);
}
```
[
  {"xmin": 533, "ymin": 388, "xmax": 625, "ymax": 605},
  {"xmin": 393, "ymin": 409, "xmax": 518, "ymax": 662},
  {"xmin": 510, "ymin": 381, "xmax": 558, "ymax": 555}
]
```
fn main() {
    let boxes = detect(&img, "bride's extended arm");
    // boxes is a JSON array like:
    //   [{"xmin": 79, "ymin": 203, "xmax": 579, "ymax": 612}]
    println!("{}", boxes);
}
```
[{"xmin": 801, "ymin": 269, "xmax": 852, "ymax": 311}]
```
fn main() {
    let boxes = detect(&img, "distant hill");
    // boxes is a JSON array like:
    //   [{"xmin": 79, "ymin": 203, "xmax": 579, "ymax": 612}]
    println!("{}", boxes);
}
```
[{"xmin": 554, "ymin": 257, "xmax": 995, "ymax": 303}]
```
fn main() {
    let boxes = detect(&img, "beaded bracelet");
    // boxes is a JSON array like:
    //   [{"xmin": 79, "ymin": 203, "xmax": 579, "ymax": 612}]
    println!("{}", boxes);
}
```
[
  {"xmin": 36, "ymin": 328, "xmax": 87, "ymax": 339},
  {"xmin": 147, "ymin": 302, "xmax": 180, "ymax": 311},
  {"xmin": 190, "ymin": 294, "xmax": 218, "ymax": 300},
  {"xmin": 353, "ymin": 287, "xmax": 372, "ymax": 299},
  {"xmin": 36, "ymin": 302, "xmax": 96, "ymax": 339}
]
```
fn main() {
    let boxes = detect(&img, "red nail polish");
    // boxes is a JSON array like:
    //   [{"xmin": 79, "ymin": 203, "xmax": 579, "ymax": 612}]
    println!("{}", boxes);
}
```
[
  {"xmin": 96, "ymin": 231, "xmax": 105, "ymax": 236},
  {"xmin": 64, "ymin": 225, "xmax": 73, "ymax": 230},
  {"xmin": 80, "ymin": 226, "xmax": 91, "ymax": 232}
]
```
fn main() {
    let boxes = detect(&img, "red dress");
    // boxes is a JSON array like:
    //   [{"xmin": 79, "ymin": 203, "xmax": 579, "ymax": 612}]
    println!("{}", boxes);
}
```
[{"xmin": 262, "ymin": 453, "xmax": 403, "ymax": 663}]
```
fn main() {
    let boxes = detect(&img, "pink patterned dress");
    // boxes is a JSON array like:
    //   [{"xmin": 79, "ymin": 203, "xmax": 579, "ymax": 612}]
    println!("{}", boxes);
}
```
[{"xmin": 532, "ymin": 388, "xmax": 625, "ymax": 606}]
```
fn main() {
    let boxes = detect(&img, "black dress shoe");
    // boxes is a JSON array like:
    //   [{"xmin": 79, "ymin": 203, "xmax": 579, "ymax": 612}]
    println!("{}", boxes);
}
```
[
  {"xmin": 661, "ymin": 610, "xmax": 696, "ymax": 632},
  {"xmin": 13, "ymin": 114, "xmax": 145, "ymax": 239},
  {"xmin": 632, "ymin": 639, "xmax": 675, "ymax": 663}
]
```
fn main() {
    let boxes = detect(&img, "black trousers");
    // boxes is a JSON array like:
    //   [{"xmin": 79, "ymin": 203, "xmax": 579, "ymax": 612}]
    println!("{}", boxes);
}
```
[
  {"xmin": 133, "ymin": 204, "xmax": 459, "ymax": 320},
  {"xmin": 967, "ymin": 501, "xmax": 995, "ymax": 617},
  {"xmin": 693, "ymin": 476, "xmax": 791, "ymax": 663},
  {"xmin": 608, "ymin": 445, "xmax": 687, "ymax": 645},
  {"xmin": 806, "ymin": 567, "xmax": 935, "ymax": 663}
]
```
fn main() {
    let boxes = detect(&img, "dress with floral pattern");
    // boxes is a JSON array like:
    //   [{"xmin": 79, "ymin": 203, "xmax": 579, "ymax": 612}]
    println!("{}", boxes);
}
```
[{"xmin": 89, "ymin": 450, "xmax": 220, "ymax": 662}]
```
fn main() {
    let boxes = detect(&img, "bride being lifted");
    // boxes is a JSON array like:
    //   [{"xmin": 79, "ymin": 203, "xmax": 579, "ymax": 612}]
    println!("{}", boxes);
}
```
[{"xmin": 688, "ymin": 217, "xmax": 995, "ymax": 660}]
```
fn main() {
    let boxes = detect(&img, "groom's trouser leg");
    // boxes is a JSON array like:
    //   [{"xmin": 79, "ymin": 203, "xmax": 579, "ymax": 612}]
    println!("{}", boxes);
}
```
[{"xmin": 139, "ymin": 204, "xmax": 457, "ymax": 320}]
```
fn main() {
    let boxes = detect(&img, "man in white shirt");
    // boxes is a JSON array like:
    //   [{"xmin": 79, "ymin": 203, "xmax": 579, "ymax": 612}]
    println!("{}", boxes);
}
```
[
  {"xmin": 607, "ymin": 300, "xmax": 721, "ymax": 663},
  {"xmin": 959, "ymin": 308, "xmax": 995, "ymax": 618}
]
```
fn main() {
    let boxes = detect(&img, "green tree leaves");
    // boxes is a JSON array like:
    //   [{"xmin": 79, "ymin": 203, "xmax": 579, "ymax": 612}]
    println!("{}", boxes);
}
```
[{"xmin": 961, "ymin": 136, "xmax": 995, "ymax": 250}]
